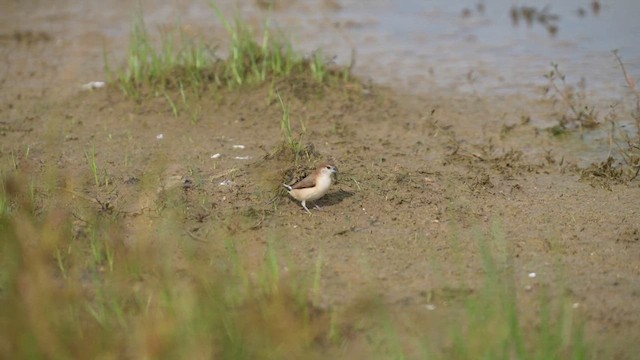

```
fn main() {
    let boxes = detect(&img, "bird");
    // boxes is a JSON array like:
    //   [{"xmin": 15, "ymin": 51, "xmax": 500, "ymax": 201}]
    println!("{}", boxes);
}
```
[{"xmin": 283, "ymin": 162, "xmax": 338, "ymax": 214}]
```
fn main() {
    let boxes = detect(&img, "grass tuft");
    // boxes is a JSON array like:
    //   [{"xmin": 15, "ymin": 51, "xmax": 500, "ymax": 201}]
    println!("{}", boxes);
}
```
[
  {"xmin": 544, "ymin": 62, "xmax": 599, "ymax": 134},
  {"xmin": 117, "ymin": 11, "xmax": 217, "ymax": 100},
  {"xmin": 211, "ymin": 1, "xmax": 301, "ymax": 87},
  {"xmin": 114, "ymin": 4, "xmax": 348, "ymax": 107},
  {"xmin": 443, "ymin": 224, "xmax": 588, "ymax": 360},
  {"xmin": 276, "ymin": 91, "xmax": 306, "ymax": 156}
]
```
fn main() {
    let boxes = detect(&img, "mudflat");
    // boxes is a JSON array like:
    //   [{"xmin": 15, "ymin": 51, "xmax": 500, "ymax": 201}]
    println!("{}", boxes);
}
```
[{"xmin": 1, "ymin": 1, "xmax": 639, "ymax": 359}]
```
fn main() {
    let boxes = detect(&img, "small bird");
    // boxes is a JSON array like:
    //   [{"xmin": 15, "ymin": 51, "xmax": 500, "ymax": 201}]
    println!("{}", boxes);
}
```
[{"xmin": 283, "ymin": 163, "xmax": 338, "ymax": 214}]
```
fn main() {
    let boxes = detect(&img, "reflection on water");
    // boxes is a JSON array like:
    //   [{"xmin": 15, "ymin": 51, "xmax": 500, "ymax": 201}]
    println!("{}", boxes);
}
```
[{"xmin": 509, "ymin": 5, "xmax": 560, "ymax": 36}]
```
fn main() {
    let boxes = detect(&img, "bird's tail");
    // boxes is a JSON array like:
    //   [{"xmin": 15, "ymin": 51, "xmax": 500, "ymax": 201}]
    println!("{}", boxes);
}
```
[{"xmin": 282, "ymin": 183, "xmax": 293, "ymax": 191}]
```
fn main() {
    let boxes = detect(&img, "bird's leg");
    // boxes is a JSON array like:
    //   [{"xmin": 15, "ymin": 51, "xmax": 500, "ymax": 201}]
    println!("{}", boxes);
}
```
[{"xmin": 301, "ymin": 201, "xmax": 312, "ymax": 214}]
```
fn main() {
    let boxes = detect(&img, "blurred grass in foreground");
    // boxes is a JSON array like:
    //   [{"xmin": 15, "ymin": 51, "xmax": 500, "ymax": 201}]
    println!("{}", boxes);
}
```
[{"xmin": 0, "ymin": 172, "xmax": 587, "ymax": 359}]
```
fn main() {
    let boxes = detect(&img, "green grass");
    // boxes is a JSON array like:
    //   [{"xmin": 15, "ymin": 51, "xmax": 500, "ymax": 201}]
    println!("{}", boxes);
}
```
[
  {"xmin": 210, "ymin": 1, "xmax": 301, "ymax": 86},
  {"xmin": 85, "ymin": 143, "xmax": 100, "ymax": 187},
  {"xmin": 117, "ymin": 11, "xmax": 217, "ymax": 99},
  {"xmin": 114, "ymin": 3, "xmax": 344, "ymax": 104},
  {"xmin": 84, "ymin": 143, "xmax": 111, "ymax": 188},
  {"xmin": 441, "ymin": 224, "xmax": 587, "ymax": 360},
  {"xmin": 277, "ymin": 92, "xmax": 306, "ymax": 156},
  {"xmin": 310, "ymin": 49, "xmax": 327, "ymax": 82},
  {"xmin": 610, "ymin": 50, "xmax": 640, "ymax": 181}
]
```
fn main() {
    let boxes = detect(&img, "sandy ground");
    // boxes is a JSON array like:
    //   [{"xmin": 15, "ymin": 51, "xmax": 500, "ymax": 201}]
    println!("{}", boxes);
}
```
[{"xmin": 1, "ymin": 1, "xmax": 639, "ymax": 358}]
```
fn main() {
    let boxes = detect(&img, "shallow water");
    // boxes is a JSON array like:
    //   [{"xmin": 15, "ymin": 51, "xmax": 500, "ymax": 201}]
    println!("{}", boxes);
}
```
[{"xmin": 273, "ymin": 0, "xmax": 640, "ymax": 99}]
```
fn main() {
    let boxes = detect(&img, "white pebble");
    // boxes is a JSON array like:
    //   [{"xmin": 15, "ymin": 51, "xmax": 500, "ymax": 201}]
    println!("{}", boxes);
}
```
[
  {"xmin": 156, "ymin": 134, "xmax": 164, "ymax": 140},
  {"xmin": 425, "ymin": 304, "xmax": 436, "ymax": 311},
  {"xmin": 234, "ymin": 156, "xmax": 250, "ymax": 160},
  {"xmin": 528, "ymin": 272, "xmax": 536, "ymax": 278},
  {"xmin": 232, "ymin": 144, "xmax": 245, "ymax": 149},
  {"xmin": 81, "ymin": 81, "xmax": 106, "ymax": 90},
  {"xmin": 211, "ymin": 153, "xmax": 222, "ymax": 159}
]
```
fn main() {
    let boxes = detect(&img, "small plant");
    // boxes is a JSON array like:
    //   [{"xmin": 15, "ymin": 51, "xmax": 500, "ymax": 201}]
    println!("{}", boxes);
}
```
[
  {"xmin": 113, "ymin": 5, "xmax": 346, "ymax": 107},
  {"xmin": 84, "ymin": 144, "xmax": 112, "ymax": 188},
  {"xmin": 163, "ymin": 92, "xmax": 179, "ymax": 117},
  {"xmin": 608, "ymin": 50, "xmax": 640, "ymax": 180},
  {"xmin": 210, "ymin": 1, "xmax": 304, "ymax": 86},
  {"xmin": 116, "ymin": 11, "xmax": 217, "ymax": 99},
  {"xmin": 276, "ymin": 92, "xmax": 305, "ymax": 155},
  {"xmin": 544, "ymin": 62, "xmax": 599, "ymax": 134},
  {"xmin": 613, "ymin": 50, "xmax": 640, "ymax": 131},
  {"xmin": 439, "ymin": 224, "xmax": 588, "ymax": 360},
  {"xmin": 88, "ymin": 226, "xmax": 115, "ymax": 272},
  {"xmin": 85, "ymin": 143, "xmax": 100, "ymax": 187},
  {"xmin": 310, "ymin": 49, "xmax": 326, "ymax": 82},
  {"xmin": 7, "ymin": 146, "xmax": 30, "ymax": 171}
]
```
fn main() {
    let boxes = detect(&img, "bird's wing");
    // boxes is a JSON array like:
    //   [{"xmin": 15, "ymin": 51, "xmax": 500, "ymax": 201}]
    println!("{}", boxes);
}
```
[{"xmin": 290, "ymin": 173, "xmax": 317, "ymax": 189}]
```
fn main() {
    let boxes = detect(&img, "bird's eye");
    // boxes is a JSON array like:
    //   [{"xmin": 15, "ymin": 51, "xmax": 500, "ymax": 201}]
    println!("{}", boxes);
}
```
[{"xmin": 326, "ymin": 166, "xmax": 331, "ymax": 169}]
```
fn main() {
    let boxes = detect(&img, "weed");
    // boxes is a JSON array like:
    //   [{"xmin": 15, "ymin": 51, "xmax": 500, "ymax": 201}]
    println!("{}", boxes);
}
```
[
  {"xmin": 85, "ymin": 143, "xmax": 100, "ymax": 187},
  {"xmin": 210, "ymin": 1, "xmax": 311, "ymax": 87},
  {"xmin": 310, "ymin": 49, "xmax": 327, "ymax": 82},
  {"xmin": 613, "ymin": 50, "xmax": 640, "ymax": 131},
  {"xmin": 544, "ymin": 63, "xmax": 599, "ymax": 134},
  {"xmin": 439, "ymin": 223, "xmax": 587, "ymax": 360},
  {"xmin": 117, "ymin": 11, "xmax": 216, "ymax": 99},
  {"xmin": 114, "ymin": 5, "xmax": 346, "ymax": 110},
  {"xmin": 276, "ymin": 92, "xmax": 306, "ymax": 156},
  {"xmin": 88, "ymin": 225, "xmax": 115, "ymax": 272},
  {"xmin": 10, "ymin": 152, "xmax": 18, "ymax": 170},
  {"xmin": 164, "ymin": 92, "xmax": 179, "ymax": 117},
  {"xmin": 610, "ymin": 50, "xmax": 640, "ymax": 180}
]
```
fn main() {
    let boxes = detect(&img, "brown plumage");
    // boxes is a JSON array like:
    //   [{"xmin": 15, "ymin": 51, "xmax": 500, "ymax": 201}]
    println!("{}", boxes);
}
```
[{"xmin": 283, "ymin": 163, "xmax": 338, "ymax": 213}]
